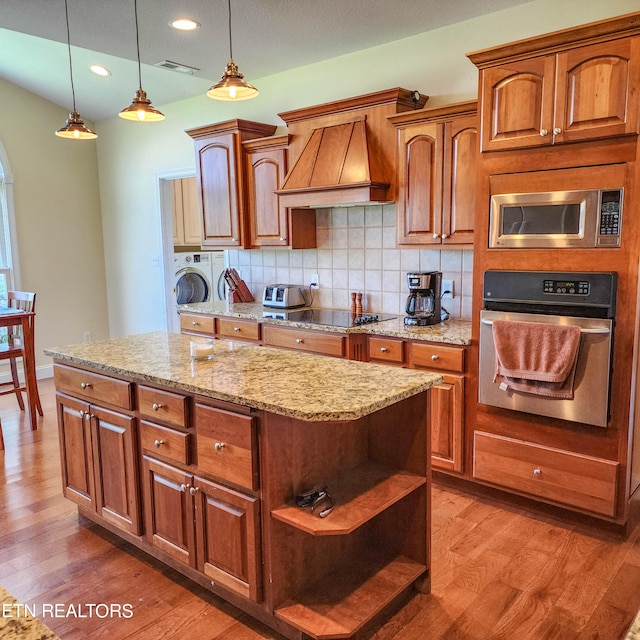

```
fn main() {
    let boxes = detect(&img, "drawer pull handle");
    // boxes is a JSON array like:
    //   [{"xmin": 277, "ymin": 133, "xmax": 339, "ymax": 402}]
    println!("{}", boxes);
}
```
[
  {"xmin": 192, "ymin": 321, "xmax": 199, "ymax": 326},
  {"xmin": 80, "ymin": 382, "xmax": 92, "ymax": 389},
  {"xmin": 533, "ymin": 468, "xmax": 542, "ymax": 477},
  {"xmin": 180, "ymin": 483, "xmax": 190, "ymax": 492},
  {"xmin": 296, "ymin": 338, "xmax": 304, "ymax": 344},
  {"xmin": 154, "ymin": 439, "xmax": 165, "ymax": 448},
  {"xmin": 431, "ymin": 355, "xmax": 439, "ymax": 361},
  {"xmin": 189, "ymin": 486, "xmax": 200, "ymax": 496},
  {"xmin": 380, "ymin": 347, "xmax": 388, "ymax": 353},
  {"xmin": 152, "ymin": 403, "xmax": 163, "ymax": 411},
  {"xmin": 233, "ymin": 327, "xmax": 240, "ymax": 332},
  {"xmin": 214, "ymin": 442, "xmax": 225, "ymax": 452}
]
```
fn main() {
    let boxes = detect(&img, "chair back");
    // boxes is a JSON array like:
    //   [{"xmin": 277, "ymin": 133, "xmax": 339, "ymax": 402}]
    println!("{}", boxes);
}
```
[{"xmin": 8, "ymin": 291, "xmax": 36, "ymax": 313}]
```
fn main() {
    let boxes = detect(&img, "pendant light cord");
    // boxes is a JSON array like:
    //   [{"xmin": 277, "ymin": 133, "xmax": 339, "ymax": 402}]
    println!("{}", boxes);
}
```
[
  {"xmin": 134, "ymin": 0, "xmax": 142, "ymax": 89},
  {"xmin": 227, "ymin": 0, "xmax": 233, "ymax": 60},
  {"xmin": 63, "ymin": 0, "xmax": 77, "ymax": 111}
]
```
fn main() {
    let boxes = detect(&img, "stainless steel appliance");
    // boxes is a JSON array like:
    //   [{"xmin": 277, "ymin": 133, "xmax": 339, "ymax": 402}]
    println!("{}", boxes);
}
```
[
  {"xmin": 262, "ymin": 285, "xmax": 307, "ymax": 309},
  {"xmin": 489, "ymin": 188, "xmax": 623, "ymax": 248},
  {"xmin": 479, "ymin": 270, "xmax": 617, "ymax": 428},
  {"xmin": 404, "ymin": 272, "xmax": 442, "ymax": 326},
  {"xmin": 262, "ymin": 309, "xmax": 397, "ymax": 327}
]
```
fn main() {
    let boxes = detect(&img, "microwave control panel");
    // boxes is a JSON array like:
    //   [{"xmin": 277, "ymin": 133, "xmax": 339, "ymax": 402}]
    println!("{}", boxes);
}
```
[{"xmin": 597, "ymin": 189, "xmax": 623, "ymax": 246}]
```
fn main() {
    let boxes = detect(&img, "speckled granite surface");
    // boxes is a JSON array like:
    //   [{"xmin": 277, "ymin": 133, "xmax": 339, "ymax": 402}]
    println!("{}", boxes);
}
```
[
  {"xmin": 0, "ymin": 587, "xmax": 59, "ymax": 639},
  {"xmin": 179, "ymin": 301, "xmax": 472, "ymax": 345},
  {"xmin": 44, "ymin": 332, "xmax": 442, "ymax": 422},
  {"xmin": 626, "ymin": 611, "xmax": 640, "ymax": 639}
]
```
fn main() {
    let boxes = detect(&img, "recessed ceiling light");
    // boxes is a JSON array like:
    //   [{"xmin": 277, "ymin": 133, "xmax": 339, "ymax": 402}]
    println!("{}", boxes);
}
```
[
  {"xmin": 90, "ymin": 64, "xmax": 111, "ymax": 77},
  {"xmin": 170, "ymin": 18, "xmax": 200, "ymax": 31}
]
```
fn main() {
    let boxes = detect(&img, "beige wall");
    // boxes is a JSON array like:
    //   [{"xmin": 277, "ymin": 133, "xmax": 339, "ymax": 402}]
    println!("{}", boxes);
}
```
[
  {"xmin": 0, "ymin": 77, "xmax": 109, "ymax": 372},
  {"xmin": 94, "ymin": 0, "xmax": 640, "ymax": 337}
]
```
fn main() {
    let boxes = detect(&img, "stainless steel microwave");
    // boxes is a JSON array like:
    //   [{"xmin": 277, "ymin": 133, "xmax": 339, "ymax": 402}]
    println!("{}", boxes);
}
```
[{"xmin": 489, "ymin": 188, "xmax": 623, "ymax": 248}]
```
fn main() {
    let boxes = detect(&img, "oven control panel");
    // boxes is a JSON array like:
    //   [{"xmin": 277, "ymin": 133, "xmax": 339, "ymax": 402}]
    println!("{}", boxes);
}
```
[{"xmin": 543, "ymin": 280, "xmax": 590, "ymax": 295}]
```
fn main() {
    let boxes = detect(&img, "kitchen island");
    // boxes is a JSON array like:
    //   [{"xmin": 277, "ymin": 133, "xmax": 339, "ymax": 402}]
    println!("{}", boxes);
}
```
[{"xmin": 45, "ymin": 332, "xmax": 442, "ymax": 640}]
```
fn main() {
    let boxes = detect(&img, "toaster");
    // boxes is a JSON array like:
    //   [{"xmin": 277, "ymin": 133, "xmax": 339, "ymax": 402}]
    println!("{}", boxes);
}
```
[{"xmin": 262, "ymin": 284, "xmax": 307, "ymax": 309}]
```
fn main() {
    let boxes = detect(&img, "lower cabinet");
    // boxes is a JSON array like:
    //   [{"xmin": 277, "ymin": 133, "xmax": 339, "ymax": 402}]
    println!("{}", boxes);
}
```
[
  {"xmin": 57, "ymin": 392, "xmax": 141, "ymax": 535},
  {"xmin": 141, "ymin": 455, "xmax": 262, "ymax": 602}
]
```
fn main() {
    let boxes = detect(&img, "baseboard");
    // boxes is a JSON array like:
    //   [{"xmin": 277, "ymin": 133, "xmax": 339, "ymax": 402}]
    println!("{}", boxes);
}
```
[{"xmin": 0, "ymin": 363, "xmax": 53, "ymax": 384}]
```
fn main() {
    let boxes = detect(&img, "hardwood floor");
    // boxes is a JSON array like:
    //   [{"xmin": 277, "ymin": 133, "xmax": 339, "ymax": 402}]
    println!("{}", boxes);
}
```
[{"xmin": 2, "ymin": 378, "xmax": 640, "ymax": 639}]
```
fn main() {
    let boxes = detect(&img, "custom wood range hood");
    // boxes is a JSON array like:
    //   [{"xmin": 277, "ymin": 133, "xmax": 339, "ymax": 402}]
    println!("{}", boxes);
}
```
[{"xmin": 276, "ymin": 88, "xmax": 428, "ymax": 208}]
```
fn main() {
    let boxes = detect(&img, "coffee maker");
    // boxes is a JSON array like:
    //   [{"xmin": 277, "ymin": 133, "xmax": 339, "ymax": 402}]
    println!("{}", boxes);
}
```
[{"xmin": 404, "ymin": 272, "xmax": 442, "ymax": 326}]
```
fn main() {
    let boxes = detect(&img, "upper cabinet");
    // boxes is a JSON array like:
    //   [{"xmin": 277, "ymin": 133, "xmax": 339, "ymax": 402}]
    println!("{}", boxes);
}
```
[
  {"xmin": 186, "ymin": 120, "xmax": 277, "ymax": 249},
  {"xmin": 389, "ymin": 101, "xmax": 477, "ymax": 246},
  {"xmin": 172, "ymin": 177, "xmax": 201, "ymax": 247},
  {"xmin": 243, "ymin": 135, "xmax": 316, "ymax": 249},
  {"xmin": 468, "ymin": 19, "xmax": 640, "ymax": 152}
]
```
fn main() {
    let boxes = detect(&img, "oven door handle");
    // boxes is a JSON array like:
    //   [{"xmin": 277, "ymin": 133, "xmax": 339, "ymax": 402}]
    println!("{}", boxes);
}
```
[{"xmin": 480, "ymin": 318, "xmax": 610, "ymax": 335}]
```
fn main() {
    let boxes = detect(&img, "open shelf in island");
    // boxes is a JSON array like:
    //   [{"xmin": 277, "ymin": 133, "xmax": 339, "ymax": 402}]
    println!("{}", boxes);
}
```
[{"xmin": 271, "ymin": 461, "xmax": 426, "ymax": 535}]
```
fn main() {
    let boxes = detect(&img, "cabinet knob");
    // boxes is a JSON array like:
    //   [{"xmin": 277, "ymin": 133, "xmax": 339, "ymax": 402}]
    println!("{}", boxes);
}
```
[
  {"xmin": 553, "ymin": 127, "xmax": 562, "ymax": 135},
  {"xmin": 433, "ymin": 233, "xmax": 439, "ymax": 239},
  {"xmin": 533, "ymin": 468, "xmax": 542, "ymax": 477},
  {"xmin": 85, "ymin": 413, "xmax": 93, "ymax": 421},
  {"xmin": 280, "ymin": 237, "xmax": 286, "ymax": 242},
  {"xmin": 233, "ymin": 327, "xmax": 240, "ymax": 332},
  {"xmin": 189, "ymin": 486, "xmax": 199, "ymax": 495},
  {"xmin": 154, "ymin": 439, "xmax": 165, "ymax": 448},
  {"xmin": 192, "ymin": 321, "xmax": 199, "ymax": 326},
  {"xmin": 80, "ymin": 382, "xmax": 91, "ymax": 390},
  {"xmin": 231, "ymin": 238, "xmax": 237, "ymax": 243},
  {"xmin": 380, "ymin": 347, "xmax": 388, "ymax": 353},
  {"xmin": 214, "ymin": 442, "xmax": 225, "ymax": 452},
  {"xmin": 180, "ymin": 483, "xmax": 190, "ymax": 492},
  {"xmin": 540, "ymin": 129, "xmax": 549, "ymax": 137},
  {"xmin": 152, "ymin": 403, "xmax": 163, "ymax": 411},
  {"xmin": 441, "ymin": 233, "xmax": 448, "ymax": 239},
  {"xmin": 296, "ymin": 338, "xmax": 304, "ymax": 344},
  {"xmin": 431, "ymin": 354, "xmax": 439, "ymax": 361},
  {"xmin": 78, "ymin": 409, "xmax": 85, "ymax": 418}
]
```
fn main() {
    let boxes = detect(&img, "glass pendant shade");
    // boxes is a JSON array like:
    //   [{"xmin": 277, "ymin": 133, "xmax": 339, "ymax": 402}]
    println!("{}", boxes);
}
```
[
  {"xmin": 56, "ymin": 111, "xmax": 98, "ymax": 139},
  {"xmin": 119, "ymin": 88, "xmax": 165, "ymax": 121},
  {"xmin": 207, "ymin": 59, "xmax": 258, "ymax": 101}
]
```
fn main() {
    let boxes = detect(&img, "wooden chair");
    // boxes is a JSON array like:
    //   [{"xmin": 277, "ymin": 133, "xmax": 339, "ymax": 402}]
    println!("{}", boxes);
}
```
[
  {"xmin": 0, "ymin": 291, "xmax": 43, "ymax": 416},
  {"xmin": 0, "ymin": 418, "xmax": 4, "ymax": 450}
]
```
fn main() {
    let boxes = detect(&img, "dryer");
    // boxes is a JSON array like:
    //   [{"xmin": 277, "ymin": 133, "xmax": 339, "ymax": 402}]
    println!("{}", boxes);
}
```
[{"xmin": 174, "ymin": 251, "xmax": 225, "ymax": 305}]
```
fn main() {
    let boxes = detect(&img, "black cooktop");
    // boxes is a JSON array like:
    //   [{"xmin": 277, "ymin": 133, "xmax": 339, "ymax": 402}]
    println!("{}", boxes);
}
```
[{"xmin": 262, "ymin": 309, "xmax": 397, "ymax": 328}]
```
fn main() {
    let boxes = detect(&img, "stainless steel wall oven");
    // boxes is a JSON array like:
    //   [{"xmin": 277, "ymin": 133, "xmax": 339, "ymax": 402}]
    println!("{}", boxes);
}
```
[{"xmin": 479, "ymin": 270, "xmax": 617, "ymax": 428}]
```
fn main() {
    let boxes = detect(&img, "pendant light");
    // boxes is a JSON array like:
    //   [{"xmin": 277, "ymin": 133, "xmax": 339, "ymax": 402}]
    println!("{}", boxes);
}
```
[
  {"xmin": 207, "ymin": 0, "xmax": 258, "ymax": 101},
  {"xmin": 119, "ymin": 0, "xmax": 165, "ymax": 122},
  {"xmin": 55, "ymin": 0, "xmax": 97, "ymax": 140}
]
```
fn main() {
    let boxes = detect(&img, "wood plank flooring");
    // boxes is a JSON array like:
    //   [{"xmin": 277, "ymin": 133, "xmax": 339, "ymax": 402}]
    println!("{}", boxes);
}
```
[{"xmin": 2, "ymin": 379, "xmax": 640, "ymax": 639}]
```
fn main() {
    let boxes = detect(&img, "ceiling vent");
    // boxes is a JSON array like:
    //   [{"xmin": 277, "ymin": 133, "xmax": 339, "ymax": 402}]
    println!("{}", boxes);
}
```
[{"xmin": 154, "ymin": 60, "xmax": 200, "ymax": 75}]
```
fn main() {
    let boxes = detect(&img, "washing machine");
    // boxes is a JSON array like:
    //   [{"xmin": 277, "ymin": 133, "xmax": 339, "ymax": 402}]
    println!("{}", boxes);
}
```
[{"xmin": 174, "ymin": 251, "xmax": 225, "ymax": 305}]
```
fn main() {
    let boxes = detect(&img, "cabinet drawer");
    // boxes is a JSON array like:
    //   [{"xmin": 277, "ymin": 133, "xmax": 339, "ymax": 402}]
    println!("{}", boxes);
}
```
[
  {"xmin": 138, "ymin": 385, "xmax": 188, "ymax": 428},
  {"xmin": 369, "ymin": 337, "xmax": 405, "ymax": 364},
  {"xmin": 195, "ymin": 403, "xmax": 258, "ymax": 491},
  {"xmin": 473, "ymin": 431, "xmax": 618, "ymax": 517},
  {"xmin": 411, "ymin": 343, "xmax": 465, "ymax": 372},
  {"xmin": 180, "ymin": 313, "xmax": 215, "ymax": 335},
  {"xmin": 53, "ymin": 364, "xmax": 133, "ymax": 410},
  {"xmin": 263, "ymin": 325, "xmax": 346, "ymax": 358},
  {"xmin": 141, "ymin": 421, "xmax": 191, "ymax": 466},
  {"xmin": 217, "ymin": 318, "xmax": 261, "ymax": 342}
]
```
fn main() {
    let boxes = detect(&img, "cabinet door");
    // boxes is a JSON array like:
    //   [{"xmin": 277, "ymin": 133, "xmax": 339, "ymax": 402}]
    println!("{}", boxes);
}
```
[
  {"xmin": 442, "ymin": 116, "xmax": 476, "ymax": 245},
  {"xmin": 193, "ymin": 475, "xmax": 262, "ymax": 602},
  {"xmin": 56, "ymin": 393, "xmax": 95, "ymax": 510},
  {"xmin": 479, "ymin": 56, "xmax": 556, "ymax": 151},
  {"xmin": 430, "ymin": 374, "xmax": 464, "ymax": 473},
  {"xmin": 246, "ymin": 147, "xmax": 289, "ymax": 247},
  {"xmin": 91, "ymin": 406, "xmax": 141, "ymax": 535},
  {"xmin": 396, "ymin": 122, "xmax": 443, "ymax": 245},
  {"xmin": 172, "ymin": 179, "xmax": 185, "ymax": 246},
  {"xmin": 554, "ymin": 38, "xmax": 640, "ymax": 144},
  {"xmin": 181, "ymin": 177, "xmax": 202, "ymax": 245},
  {"xmin": 141, "ymin": 456, "xmax": 196, "ymax": 567},
  {"xmin": 195, "ymin": 133, "xmax": 243, "ymax": 248}
]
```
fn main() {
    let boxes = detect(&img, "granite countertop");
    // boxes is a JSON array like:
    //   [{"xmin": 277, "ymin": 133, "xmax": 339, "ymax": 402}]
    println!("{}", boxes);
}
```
[
  {"xmin": 44, "ymin": 332, "xmax": 442, "ymax": 422},
  {"xmin": 179, "ymin": 301, "xmax": 472, "ymax": 346}
]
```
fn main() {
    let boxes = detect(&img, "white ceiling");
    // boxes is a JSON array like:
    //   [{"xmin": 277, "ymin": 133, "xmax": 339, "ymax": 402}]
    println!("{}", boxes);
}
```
[{"xmin": 0, "ymin": 0, "xmax": 532, "ymax": 122}]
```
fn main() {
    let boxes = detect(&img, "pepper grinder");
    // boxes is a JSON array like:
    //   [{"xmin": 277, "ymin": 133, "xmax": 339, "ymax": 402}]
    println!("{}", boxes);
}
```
[
  {"xmin": 351, "ymin": 292, "xmax": 357, "ymax": 315},
  {"xmin": 356, "ymin": 292, "xmax": 363, "ymax": 316}
]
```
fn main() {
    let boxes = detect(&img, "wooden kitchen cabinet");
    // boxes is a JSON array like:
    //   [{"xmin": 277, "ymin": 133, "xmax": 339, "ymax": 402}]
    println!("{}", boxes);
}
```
[
  {"xmin": 217, "ymin": 317, "xmax": 261, "ymax": 343},
  {"xmin": 472, "ymin": 36, "xmax": 640, "ymax": 152},
  {"xmin": 56, "ymin": 390, "xmax": 141, "ymax": 535},
  {"xmin": 179, "ymin": 312, "xmax": 215, "ymax": 336},
  {"xmin": 172, "ymin": 177, "xmax": 201, "ymax": 247},
  {"xmin": 186, "ymin": 120, "xmax": 277, "ymax": 249},
  {"xmin": 262, "ymin": 324, "xmax": 347, "ymax": 357},
  {"xmin": 390, "ymin": 101, "xmax": 477, "ymax": 246},
  {"xmin": 243, "ymin": 135, "xmax": 316, "ymax": 249}
]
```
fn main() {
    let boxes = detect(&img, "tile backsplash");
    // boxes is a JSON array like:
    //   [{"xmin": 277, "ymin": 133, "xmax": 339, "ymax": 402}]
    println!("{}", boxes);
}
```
[{"xmin": 227, "ymin": 204, "xmax": 473, "ymax": 320}]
